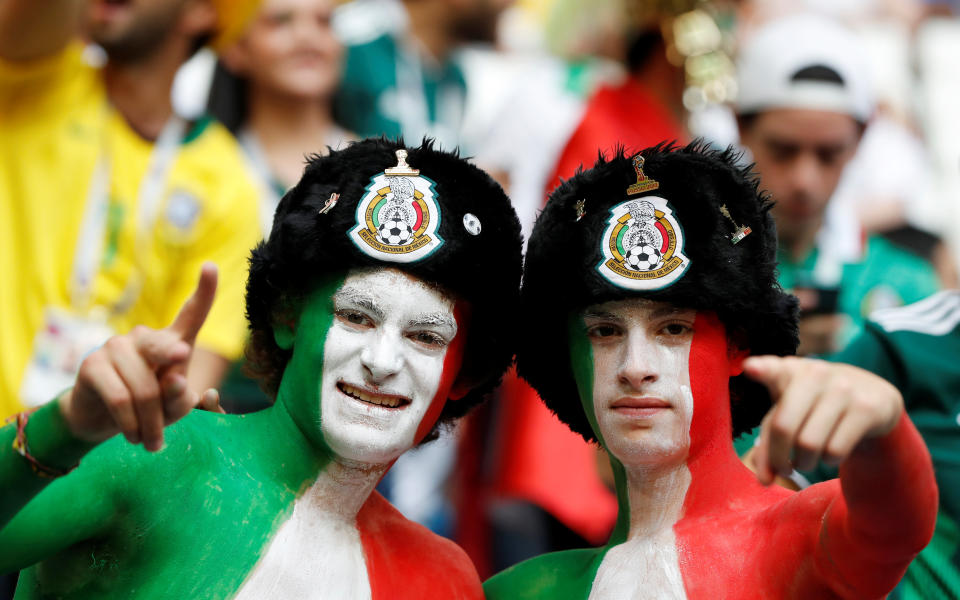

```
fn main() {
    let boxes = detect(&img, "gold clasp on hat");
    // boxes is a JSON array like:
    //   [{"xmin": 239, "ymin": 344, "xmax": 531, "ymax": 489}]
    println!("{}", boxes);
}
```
[{"xmin": 385, "ymin": 149, "xmax": 420, "ymax": 177}]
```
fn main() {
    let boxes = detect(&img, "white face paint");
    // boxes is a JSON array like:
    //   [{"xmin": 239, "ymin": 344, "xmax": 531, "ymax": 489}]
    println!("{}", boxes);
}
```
[
  {"xmin": 320, "ymin": 268, "xmax": 458, "ymax": 465},
  {"xmin": 584, "ymin": 299, "xmax": 696, "ymax": 468}
]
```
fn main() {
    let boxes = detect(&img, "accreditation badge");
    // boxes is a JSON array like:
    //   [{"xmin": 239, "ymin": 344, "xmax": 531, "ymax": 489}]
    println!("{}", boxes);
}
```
[{"xmin": 19, "ymin": 307, "xmax": 115, "ymax": 407}]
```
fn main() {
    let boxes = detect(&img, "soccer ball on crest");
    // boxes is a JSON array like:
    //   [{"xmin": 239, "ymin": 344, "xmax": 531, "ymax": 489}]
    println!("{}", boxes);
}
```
[
  {"xmin": 377, "ymin": 219, "xmax": 413, "ymax": 245},
  {"xmin": 625, "ymin": 244, "xmax": 662, "ymax": 271}
]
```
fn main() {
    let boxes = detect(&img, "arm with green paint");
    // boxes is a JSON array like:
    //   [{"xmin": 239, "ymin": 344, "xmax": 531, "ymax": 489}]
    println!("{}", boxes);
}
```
[{"xmin": 0, "ymin": 266, "xmax": 220, "ymax": 570}]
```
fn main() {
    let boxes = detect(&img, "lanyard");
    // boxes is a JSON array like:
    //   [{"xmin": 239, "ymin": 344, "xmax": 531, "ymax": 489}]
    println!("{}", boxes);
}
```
[
  {"xmin": 70, "ymin": 114, "xmax": 187, "ymax": 313},
  {"xmin": 240, "ymin": 126, "xmax": 353, "ymax": 236},
  {"xmin": 238, "ymin": 129, "xmax": 283, "ymax": 236}
]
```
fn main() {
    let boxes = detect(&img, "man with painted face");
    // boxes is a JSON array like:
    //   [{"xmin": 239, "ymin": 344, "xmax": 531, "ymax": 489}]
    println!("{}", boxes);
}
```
[
  {"xmin": 0, "ymin": 138, "xmax": 522, "ymax": 599},
  {"xmin": 484, "ymin": 142, "xmax": 937, "ymax": 599}
]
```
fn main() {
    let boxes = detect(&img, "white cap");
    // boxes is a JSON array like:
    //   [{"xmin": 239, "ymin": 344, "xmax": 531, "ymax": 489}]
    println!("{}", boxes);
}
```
[{"xmin": 735, "ymin": 14, "xmax": 874, "ymax": 122}]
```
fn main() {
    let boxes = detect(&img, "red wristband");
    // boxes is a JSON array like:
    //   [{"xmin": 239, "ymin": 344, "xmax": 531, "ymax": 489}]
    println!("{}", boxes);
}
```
[{"xmin": 5, "ymin": 408, "xmax": 76, "ymax": 478}]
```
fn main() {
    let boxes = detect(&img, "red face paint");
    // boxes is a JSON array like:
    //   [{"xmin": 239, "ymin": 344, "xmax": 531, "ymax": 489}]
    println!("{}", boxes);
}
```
[{"xmin": 413, "ymin": 301, "xmax": 470, "ymax": 444}]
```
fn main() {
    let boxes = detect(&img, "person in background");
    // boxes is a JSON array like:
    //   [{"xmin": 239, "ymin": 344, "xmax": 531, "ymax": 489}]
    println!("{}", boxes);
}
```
[
  {"xmin": 734, "ymin": 13, "xmax": 940, "ymax": 357},
  {"xmin": 211, "ymin": 0, "xmax": 352, "ymax": 235},
  {"xmin": 0, "ymin": 0, "xmax": 262, "ymax": 415},
  {"xmin": 333, "ymin": 0, "xmax": 514, "ymax": 147}
]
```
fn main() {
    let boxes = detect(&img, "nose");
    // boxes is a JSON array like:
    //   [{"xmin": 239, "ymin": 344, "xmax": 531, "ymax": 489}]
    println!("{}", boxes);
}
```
[
  {"xmin": 360, "ymin": 332, "xmax": 403, "ymax": 383},
  {"xmin": 786, "ymin": 153, "xmax": 822, "ymax": 200},
  {"xmin": 617, "ymin": 331, "xmax": 658, "ymax": 389}
]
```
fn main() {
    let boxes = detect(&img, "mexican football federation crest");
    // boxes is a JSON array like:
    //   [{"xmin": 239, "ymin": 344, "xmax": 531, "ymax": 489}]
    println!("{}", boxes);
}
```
[
  {"xmin": 597, "ymin": 197, "xmax": 690, "ymax": 290},
  {"xmin": 349, "ymin": 150, "xmax": 444, "ymax": 263}
]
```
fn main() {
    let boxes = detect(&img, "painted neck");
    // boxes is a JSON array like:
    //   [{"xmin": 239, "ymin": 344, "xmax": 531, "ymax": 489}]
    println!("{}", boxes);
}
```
[
  {"xmin": 262, "ymin": 395, "xmax": 334, "ymax": 483},
  {"xmin": 102, "ymin": 39, "xmax": 188, "ymax": 140},
  {"xmin": 622, "ymin": 461, "xmax": 691, "ymax": 538},
  {"xmin": 680, "ymin": 409, "xmax": 761, "ymax": 519},
  {"xmin": 272, "ymin": 384, "xmax": 334, "ymax": 464},
  {"xmin": 302, "ymin": 457, "xmax": 388, "ymax": 521}
]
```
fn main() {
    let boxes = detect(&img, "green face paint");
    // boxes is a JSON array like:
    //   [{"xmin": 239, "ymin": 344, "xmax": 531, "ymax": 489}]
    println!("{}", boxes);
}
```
[
  {"xmin": 566, "ymin": 314, "xmax": 631, "ymax": 546},
  {"xmin": 272, "ymin": 273, "xmax": 346, "ymax": 457}
]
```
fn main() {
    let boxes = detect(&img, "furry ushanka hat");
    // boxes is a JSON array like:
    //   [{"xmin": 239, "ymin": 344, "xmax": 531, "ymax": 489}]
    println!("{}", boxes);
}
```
[
  {"xmin": 246, "ymin": 138, "xmax": 523, "ymax": 428},
  {"xmin": 519, "ymin": 141, "xmax": 798, "ymax": 443}
]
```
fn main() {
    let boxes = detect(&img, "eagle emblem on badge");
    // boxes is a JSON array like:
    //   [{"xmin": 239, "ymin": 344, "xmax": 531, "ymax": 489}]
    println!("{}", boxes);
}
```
[
  {"xmin": 349, "ymin": 150, "xmax": 444, "ymax": 263},
  {"xmin": 597, "ymin": 197, "xmax": 690, "ymax": 290}
]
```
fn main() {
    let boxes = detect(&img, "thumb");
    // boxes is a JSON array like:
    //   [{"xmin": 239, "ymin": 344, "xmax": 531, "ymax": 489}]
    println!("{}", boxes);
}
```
[{"xmin": 169, "ymin": 263, "xmax": 218, "ymax": 344}]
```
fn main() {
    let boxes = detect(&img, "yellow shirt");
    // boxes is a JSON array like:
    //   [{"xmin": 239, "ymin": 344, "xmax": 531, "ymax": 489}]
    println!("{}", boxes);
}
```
[{"xmin": 0, "ymin": 45, "xmax": 261, "ymax": 417}]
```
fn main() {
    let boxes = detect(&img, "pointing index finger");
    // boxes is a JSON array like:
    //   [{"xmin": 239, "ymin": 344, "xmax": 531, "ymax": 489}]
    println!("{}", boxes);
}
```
[
  {"xmin": 168, "ymin": 263, "xmax": 218, "ymax": 344},
  {"xmin": 743, "ymin": 355, "xmax": 794, "ymax": 399}
]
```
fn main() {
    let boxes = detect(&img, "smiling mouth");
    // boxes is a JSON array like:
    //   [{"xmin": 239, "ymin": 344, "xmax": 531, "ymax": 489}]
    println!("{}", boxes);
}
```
[{"xmin": 337, "ymin": 382, "xmax": 411, "ymax": 409}]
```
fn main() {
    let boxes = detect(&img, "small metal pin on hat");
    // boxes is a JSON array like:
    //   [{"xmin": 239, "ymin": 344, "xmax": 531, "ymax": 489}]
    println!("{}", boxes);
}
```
[
  {"xmin": 385, "ymin": 149, "xmax": 419, "ymax": 177},
  {"xmin": 626, "ymin": 155, "xmax": 659, "ymax": 195},
  {"xmin": 719, "ymin": 205, "xmax": 752, "ymax": 244},
  {"xmin": 574, "ymin": 199, "xmax": 586, "ymax": 222},
  {"xmin": 319, "ymin": 192, "xmax": 339, "ymax": 214}
]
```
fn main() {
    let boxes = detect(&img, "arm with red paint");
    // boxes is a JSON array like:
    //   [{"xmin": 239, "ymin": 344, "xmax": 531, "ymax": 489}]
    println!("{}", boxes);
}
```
[
  {"xmin": 0, "ymin": 266, "xmax": 222, "ymax": 570},
  {"xmin": 747, "ymin": 356, "xmax": 937, "ymax": 597}
]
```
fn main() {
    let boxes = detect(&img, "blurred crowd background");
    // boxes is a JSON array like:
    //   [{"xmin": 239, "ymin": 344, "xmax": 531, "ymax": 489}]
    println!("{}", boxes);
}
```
[{"xmin": 2, "ymin": 0, "xmax": 959, "ymax": 597}]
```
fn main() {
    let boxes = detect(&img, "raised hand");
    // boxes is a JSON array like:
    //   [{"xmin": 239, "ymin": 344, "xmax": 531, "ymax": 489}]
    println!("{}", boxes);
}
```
[
  {"xmin": 59, "ymin": 264, "xmax": 220, "ymax": 451},
  {"xmin": 744, "ymin": 356, "xmax": 903, "ymax": 485}
]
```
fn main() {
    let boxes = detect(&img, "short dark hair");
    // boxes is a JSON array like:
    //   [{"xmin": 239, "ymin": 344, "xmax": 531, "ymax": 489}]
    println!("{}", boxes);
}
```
[
  {"xmin": 244, "ymin": 138, "xmax": 523, "ymax": 439},
  {"xmin": 518, "ymin": 141, "xmax": 798, "ymax": 442}
]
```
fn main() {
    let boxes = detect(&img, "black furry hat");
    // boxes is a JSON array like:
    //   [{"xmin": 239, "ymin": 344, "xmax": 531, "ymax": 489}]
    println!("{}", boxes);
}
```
[
  {"xmin": 519, "ymin": 141, "xmax": 798, "ymax": 443},
  {"xmin": 245, "ymin": 138, "xmax": 523, "ymax": 430}
]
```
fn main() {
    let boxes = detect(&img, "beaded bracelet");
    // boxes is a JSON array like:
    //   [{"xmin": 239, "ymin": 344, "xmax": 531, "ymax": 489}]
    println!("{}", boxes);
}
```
[{"xmin": 6, "ymin": 408, "xmax": 75, "ymax": 478}]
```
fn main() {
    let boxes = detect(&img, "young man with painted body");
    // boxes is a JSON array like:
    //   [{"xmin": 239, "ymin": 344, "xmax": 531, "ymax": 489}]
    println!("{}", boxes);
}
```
[
  {"xmin": 0, "ymin": 139, "xmax": 522, "ymax": 599},
  {"xmin": 483, "ymin": 143, "xmax": 938, "ymax": 599}
]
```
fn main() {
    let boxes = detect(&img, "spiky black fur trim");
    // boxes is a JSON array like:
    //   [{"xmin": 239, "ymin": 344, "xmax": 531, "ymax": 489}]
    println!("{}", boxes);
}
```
[
  {"xmin": 519, "ymin": 141, "xmax": 798, "ymax": 442},
  {"xmin": 245, "ymin": 138, "xmax": 523, "ymax": 434}
]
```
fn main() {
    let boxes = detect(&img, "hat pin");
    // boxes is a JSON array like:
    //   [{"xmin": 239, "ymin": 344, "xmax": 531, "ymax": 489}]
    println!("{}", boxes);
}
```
[{"xmin": 719, "ymin": 205, "xmax": 752, "ymax": 244}]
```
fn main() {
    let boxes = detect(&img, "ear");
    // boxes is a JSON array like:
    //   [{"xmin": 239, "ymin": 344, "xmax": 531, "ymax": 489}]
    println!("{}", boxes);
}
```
[
  {"xmin": 728, "ymin": 345, "xmax": 750, "ymax": 377},
  {"xmin": 447, "ymin": 379, "xmax": 472, "ymax": 401},
  {"xmin": 273, "ymin": 321, "xmax": 296, "ymax": 350}
]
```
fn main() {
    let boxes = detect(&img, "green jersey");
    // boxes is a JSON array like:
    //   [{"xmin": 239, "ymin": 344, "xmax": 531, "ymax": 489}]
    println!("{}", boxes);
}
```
[
  {"xmin": 777, "ymin": 235, "xmax": 940, "ymax": 350},
  {"xmin": 806, "ymin": 290, "xmax": 960, "ymax": 599},
  {"xmin": 334, "ymin": 32, "xmax": 466, "ymax": 145}
]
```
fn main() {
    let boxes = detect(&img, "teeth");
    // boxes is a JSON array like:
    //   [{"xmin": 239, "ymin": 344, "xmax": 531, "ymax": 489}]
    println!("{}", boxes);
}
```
[{"xmin": 340, "ymin": 383, "xmax": 405, "ymax": 408}]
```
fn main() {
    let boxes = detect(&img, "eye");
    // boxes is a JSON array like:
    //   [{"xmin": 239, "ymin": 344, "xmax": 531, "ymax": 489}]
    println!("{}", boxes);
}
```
[
  {"xmin": 265, "ymin": 11, "xmax": 294, "ymax": 26},
  {"xmin": 409, "ymin": 331, "xmax": 448, "ymax": 348},
  {"xmin": 662, "ymin": 322, "xmax": 692, "ymax": 336},
  {"xmin": 586, "ymin": 323, "xmax": 622, "ymax": 339},
  {"xmin": 335, "ymin": 309, "xmax": 372, "ymax": 328}
]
